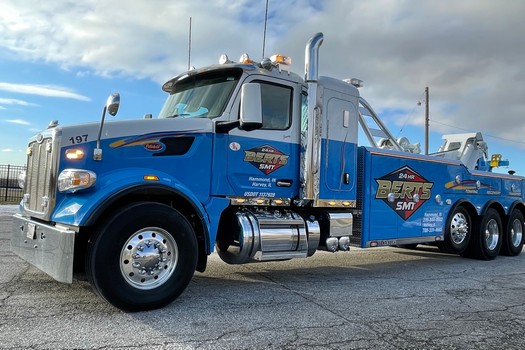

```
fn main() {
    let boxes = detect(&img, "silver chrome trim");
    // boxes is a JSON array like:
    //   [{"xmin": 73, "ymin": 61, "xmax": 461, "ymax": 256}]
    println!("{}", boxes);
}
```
[
  {"xmin": 22, "ymin": 128, "xmax": 61, "ymax": 220},
  {"xmin": 366, "ymin": 235, "xmax": 444, "ymax": 248},
  {"xmin": 217, "ymin": 209, "xmax": 314, "ymax": 264},
  {"xmin": 11, "ymin": 214, "xmax": 76, "ymax": 283},
  {"xmin": 326, "ymin": 212, "xmax": 353, "ymax": 237},
  {"xmin": 229, "ymin": 197, "xmax": 291, "ymax": 207},
  {"xmin": 120, "ymin": 227, "xmax": 179, "ymax": 290},
  {"xmin": 313, "ymin": 199, "xmax": 356, "ymax": 208},
  {"xmin": 302, "ymin": 32, "xmax": 324, "ymax": 201}
]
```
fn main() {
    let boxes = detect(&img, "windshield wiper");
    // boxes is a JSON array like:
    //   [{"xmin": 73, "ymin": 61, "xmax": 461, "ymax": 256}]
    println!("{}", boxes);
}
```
[{"xmin": 165, "ymin": 113, "xmax": 191, "ymax": 118}]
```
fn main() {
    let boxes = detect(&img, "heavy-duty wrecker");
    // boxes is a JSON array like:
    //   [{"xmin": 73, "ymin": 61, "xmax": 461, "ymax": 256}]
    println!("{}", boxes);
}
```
[{"xmin": 12, "ymin": 33, "xmax": 524, "ymax": 311}]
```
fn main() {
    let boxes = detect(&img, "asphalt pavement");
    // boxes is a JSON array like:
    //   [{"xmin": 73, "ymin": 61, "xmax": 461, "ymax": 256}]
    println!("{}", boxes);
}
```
[{"xmin": 1, "ymin": 208, "xmax": 524, "ymax": 349}]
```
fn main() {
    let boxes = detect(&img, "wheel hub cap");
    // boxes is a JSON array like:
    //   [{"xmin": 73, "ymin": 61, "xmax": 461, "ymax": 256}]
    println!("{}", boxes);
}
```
[
  {"xmin": 120, "ymin": 228, "xmax": 178, "ymax": 290},
  {"xmin": 484, "ymin": 219, "xmax": 499, "ymax": 251},
  {"xmin": 451, "ymin": 213, "xmax": 468, "ymax": 244},
  {"xmin": 511, "ymin": 219, "xmax": 523, "ymax": 247}
]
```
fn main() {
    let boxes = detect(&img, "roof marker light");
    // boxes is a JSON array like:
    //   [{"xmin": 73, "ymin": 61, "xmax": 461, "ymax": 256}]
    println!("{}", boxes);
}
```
[
  {"xmin": 343, "ymin": 78, "xmax": 364, "ymax": 88},
  {"xmin": 270, "ymin": 54, "xmax": 291, "ymax": 65},
  {"xmin": 219, "ymin": 54, "xmax": 233, "ymax": 64},
  {"xmin": 239, "ymin": 53, "xmax": 254, "ymax": 64}
]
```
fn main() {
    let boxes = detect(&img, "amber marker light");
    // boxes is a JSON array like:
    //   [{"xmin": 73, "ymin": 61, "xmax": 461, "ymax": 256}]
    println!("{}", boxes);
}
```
[
  {"xmin": 65, "ymin": 149, "xmax": 85, "ymax": 160},
  {"xmin": 143, "ymin": 175, "xmax": 159, "ymax": 181}
]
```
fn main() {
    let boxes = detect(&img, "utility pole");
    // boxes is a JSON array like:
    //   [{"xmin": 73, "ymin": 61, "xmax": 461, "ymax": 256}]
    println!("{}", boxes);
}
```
[{"xmin": 424, "ymin": 86, "xmax": 429, "ymax": 155}]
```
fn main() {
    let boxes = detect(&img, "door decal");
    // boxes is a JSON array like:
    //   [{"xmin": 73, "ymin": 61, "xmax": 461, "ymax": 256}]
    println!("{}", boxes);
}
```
[{"xmin": 243, "ymin": 144, "xmax": 289, "ymax": 175}]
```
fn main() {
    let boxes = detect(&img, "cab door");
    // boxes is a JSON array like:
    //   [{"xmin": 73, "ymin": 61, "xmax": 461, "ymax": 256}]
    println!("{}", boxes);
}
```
[{"xmin": 225, "ymin": 79, "xmax": 301, "ymax": 199}]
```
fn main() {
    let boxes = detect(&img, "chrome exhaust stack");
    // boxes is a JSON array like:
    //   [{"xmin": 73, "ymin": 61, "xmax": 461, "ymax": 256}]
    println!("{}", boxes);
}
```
[{"xmin": 301, "ymin": 32, "xmax": 324, "ymax": 202}]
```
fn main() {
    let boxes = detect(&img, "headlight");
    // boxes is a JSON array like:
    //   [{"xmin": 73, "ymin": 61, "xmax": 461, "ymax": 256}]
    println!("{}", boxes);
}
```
[
  {"xmin": 17, "ymin": 170, "xmax": 26, "ymax": 189},
  {"xmin": 58, "ymin": 169, "xmax": 97, "ymax": 193}
]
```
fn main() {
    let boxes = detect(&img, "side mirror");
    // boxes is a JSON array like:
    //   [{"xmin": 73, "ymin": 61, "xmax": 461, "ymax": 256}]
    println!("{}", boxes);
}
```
[
  {"xmin": 95, "ymin": 92, "xmax": 121, "ymax": 160},
  {"xmin": 106, "ymin": 92, "xmax": 120, "ymax": 116},
  {"xmin": 239, "ymin": 83, "xmax": 263, "ymax": 131}
]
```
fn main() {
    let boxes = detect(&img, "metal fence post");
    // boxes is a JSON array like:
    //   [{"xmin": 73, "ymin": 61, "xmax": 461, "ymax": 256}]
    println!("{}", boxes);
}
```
[{"xmin": 4, "ymin": 164, "xmax": 8, "ymax": 202}]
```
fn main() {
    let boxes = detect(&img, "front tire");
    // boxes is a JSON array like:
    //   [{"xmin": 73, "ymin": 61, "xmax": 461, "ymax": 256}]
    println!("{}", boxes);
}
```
[{"xmin": 86, "ymin": 202, "xmax": 198, "ymax": 311}]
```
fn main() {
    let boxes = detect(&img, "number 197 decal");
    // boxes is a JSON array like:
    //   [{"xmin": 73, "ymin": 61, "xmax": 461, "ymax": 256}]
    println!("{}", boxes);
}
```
[{"xmin": 69, "ymin": 134, "xmax": 88, "ymax": 144}]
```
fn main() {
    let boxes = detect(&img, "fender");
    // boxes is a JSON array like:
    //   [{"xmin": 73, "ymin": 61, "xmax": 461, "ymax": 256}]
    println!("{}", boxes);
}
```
[
  {"xmin": 52, "ymin": 168, "xmax": 210, "ymax": 229},
  {"xmin": 479, "ymin": 200, "xmax": 507, "ymax": 217},
  {"xmin": 449, "ymin": 199, "xmax": 478, "ymax": 217},
  {"xmin": 508, "ymin": 200, "xmax": 525, "ymax": 215}
]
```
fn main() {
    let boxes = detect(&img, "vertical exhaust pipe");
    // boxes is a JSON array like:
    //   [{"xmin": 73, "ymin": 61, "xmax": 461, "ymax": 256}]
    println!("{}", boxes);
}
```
[
  {"xmin": 301, "ymin": 33, "xmax": 324, "ymax": 201},
  {"xmin": 305, "ymin": 32, "xmax": 324, "ymax": 83}
]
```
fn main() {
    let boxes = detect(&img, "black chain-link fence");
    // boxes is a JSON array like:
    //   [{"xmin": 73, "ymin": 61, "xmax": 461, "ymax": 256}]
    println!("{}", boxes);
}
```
[{"xmin": 0, "ymin": 164, "xmax": 26, "ymax": 204}]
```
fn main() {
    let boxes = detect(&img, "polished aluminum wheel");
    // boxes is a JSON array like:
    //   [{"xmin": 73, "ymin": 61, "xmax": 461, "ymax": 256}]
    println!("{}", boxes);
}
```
[
  {"xmin": 510, "ymin": 218, "xmax": 523, "ymax": 248},
  {"xmin": 450, "ymin": 212, "xmax": 469, "ymax": 245},
  {"xmin": 484, "ymin": 219, "xmax": 500, "ymax": 251},
  {"xmin": 120, "ymin": 227, "xmax": 179, "ymax": 290}
]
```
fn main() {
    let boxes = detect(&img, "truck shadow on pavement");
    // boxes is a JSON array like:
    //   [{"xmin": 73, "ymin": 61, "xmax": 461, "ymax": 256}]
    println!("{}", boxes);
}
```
[{"xmin": 4, "ymin": 245, "xmax": 508, "ymax": 317}]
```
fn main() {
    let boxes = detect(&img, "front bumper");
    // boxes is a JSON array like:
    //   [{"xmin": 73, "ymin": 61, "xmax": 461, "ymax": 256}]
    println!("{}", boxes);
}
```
[{"xmin": 11, "ymin": 214, "xmax": 76, "ymax": 283}]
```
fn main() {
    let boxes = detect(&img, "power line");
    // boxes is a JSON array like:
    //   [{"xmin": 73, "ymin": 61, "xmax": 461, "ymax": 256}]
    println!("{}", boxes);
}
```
[{"xmin": 395, "ymin": 90, "xmax": 425, "ymax": 138}]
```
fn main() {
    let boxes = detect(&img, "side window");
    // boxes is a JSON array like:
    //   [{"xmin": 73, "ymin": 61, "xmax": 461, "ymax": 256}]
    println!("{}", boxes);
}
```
[{"xmin": 260, "ymin": 83, "xmax": 292, "ymax": 130}]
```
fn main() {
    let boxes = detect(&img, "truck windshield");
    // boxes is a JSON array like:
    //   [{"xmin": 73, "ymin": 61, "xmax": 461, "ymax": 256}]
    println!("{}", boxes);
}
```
[{"xmin": 158, "ymin": 69, "xmax": 242, "ymax": 119}]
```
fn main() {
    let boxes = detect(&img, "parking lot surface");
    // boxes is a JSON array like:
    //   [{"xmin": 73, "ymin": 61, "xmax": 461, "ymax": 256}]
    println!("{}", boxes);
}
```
[{"xmin": 1, "ymin": 207, "xmax": 524, "ymax": 349}]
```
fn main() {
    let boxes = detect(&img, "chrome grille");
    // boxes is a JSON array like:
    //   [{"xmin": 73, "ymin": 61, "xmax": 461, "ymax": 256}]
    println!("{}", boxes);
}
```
[{"xmin": 24, "ymin": 135, "xmax": 57, "ymax": 218}]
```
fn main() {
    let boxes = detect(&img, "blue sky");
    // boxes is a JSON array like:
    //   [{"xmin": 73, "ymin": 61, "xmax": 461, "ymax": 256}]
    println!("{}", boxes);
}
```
[{"xmin": 1, "ymin": 0, "xmax": 525, "ymax": 175}]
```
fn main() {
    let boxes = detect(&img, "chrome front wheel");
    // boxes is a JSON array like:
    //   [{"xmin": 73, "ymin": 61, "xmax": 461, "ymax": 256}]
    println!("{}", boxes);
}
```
[
  {"xmin": 86, "ymin": 202, "xmax": 198, "ymax": 311},
  {"xmin": 120, "ymin": 227, "xmax": 179, "ymax": 290}
]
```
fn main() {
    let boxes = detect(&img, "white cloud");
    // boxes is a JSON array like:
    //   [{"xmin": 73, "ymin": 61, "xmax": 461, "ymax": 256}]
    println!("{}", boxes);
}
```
[
  {"xmin": 0, "ymin": 97, "xmax": 34, "ymax": 106},
  {"xmin": 280, "ymin": 0, "xmax": 525, "ymax": 144},
  {"xmin": 2, "ymin": 148, "xmax": 14, "ymax": 152},
  {"xmin": 0, "ymin": 0, "xmax": 320, "ymax": 83},
  {"xmin": 0, "ymin": 0, "xmax": 524, "ymax": 148},
  {"xmin": 0, "ymin": 82, "xmax": 90, "ymax": 101},
  {"xmin": 5, "ymin": 119, "xmax": 30, "ymax": 125}
]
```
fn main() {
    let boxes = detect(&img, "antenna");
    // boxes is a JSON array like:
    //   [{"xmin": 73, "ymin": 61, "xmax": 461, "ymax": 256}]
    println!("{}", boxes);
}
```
[
  {"xmin": 262, "ymin": 0, "xmax": 269, "ymax": 59},
  {"xmin": 424, "ymin": 86, "xmax": 429, "ymax": 155},
  {"xmin": 188, "ymin": 17, "xmax": 192, "ymax": 70}
]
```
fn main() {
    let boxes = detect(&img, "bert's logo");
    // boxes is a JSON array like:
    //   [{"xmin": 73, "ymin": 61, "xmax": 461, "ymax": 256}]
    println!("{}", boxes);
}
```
[
  {"xmin": 244, "ymin": 145, "xmax": 289, "ymax": 175},
  {"xmin": 375, "ymin": 166, "xmax": 433, "ymax": 220}
]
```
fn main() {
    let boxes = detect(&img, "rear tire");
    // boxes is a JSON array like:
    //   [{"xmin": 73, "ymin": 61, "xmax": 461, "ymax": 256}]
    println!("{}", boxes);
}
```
[
  {"xmin": 86, "ymin": 202, "xmax": 198, "ymax": 311},
  {"xmin": 437, "ymin": 206, "xmax": 471, "ymax": 254},
  {"xmin": 467, "ymin": 208, "xmax": 502, "ymax": 260},
  {"xmin": 501, "ymin": 209, "xmax": 524, "ymax": 256}
]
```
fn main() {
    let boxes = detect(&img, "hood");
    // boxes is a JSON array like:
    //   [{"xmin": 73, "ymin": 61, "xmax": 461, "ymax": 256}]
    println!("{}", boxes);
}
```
[{"xmin": 57, "ymin": 117, "xmax": 214, "ymax": 146}]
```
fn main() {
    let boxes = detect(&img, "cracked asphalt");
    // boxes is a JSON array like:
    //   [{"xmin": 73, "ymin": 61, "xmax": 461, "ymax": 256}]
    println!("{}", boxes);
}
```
[{"xmin": 1, "ymin": 210, "xmax": 524, "ymax": 350}]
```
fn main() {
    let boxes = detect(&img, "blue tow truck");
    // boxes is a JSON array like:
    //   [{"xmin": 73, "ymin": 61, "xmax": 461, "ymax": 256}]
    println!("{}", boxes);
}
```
[{"xmin": 12, "ymin": 33, "xmax": 524, "ymax": 311}]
